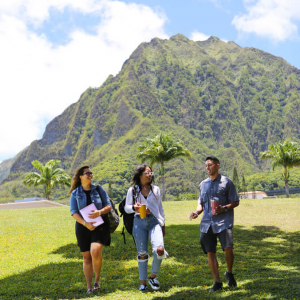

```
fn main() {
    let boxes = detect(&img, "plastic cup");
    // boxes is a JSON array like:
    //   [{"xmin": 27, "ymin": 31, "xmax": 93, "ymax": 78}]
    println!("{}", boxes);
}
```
[
  {"xmin": 211, "ymin": 197, "xmax": 219, "ymax": 215},
  {"xmin": 140, "ymin": 205, "xmax": 146, "ymax": 218}
]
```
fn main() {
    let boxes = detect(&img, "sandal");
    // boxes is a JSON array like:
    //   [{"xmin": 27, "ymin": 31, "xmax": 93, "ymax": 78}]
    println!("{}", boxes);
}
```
[
  {"xmin": 86, "ymin": 289, "xmax": 93, "ymax": 294},
  {"xmin": 93, "ymin": 282, "xmax": 101, "ymax": 291}
]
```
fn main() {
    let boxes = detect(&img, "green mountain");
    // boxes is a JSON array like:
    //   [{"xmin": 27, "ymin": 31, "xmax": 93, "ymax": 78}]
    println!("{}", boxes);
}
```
[
  {"xmin": 1, "ymin": 34, "xmax": 300, "ymax": 201},
  {"xmin": 0, "ymin": 157, "xmax": 16, "ymax": 183}
]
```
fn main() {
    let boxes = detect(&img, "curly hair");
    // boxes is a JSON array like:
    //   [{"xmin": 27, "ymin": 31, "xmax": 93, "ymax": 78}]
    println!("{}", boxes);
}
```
[
  {"xmin": 69, "ymin": 165, "xmax": 90, "ymax": 194},
  {"xmin": 131, "ymin": 164, "xmax": 155, "ymax": 188}
]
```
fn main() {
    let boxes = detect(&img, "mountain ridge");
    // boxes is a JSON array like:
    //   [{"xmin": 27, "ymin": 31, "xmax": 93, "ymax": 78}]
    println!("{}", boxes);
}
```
[{"xmin": 1, "ymin": 33, "xmax": 300, "ymax": 200}]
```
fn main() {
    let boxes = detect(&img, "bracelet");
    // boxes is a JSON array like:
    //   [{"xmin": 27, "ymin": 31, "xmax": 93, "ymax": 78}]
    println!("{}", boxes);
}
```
[
  {"xmin": 99, "ymin": 210, "xmax": 101, "ymax": 216},
  {"xmin": 195, "ymin": 212, "xmax": 199, "ymax": 216}
]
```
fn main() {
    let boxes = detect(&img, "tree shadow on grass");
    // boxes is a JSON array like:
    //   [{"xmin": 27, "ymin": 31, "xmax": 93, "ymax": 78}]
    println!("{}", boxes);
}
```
[
  {"xmin": 153, "ymin": 224, "xmax": 300, "ymax": 299},
  {"xmin": 0, "ymin": 225, "xmax": 299, "ymax": 299},
  {"xmin": 51, "ymin": 243, "xmax": 81, "ymax": 259}
]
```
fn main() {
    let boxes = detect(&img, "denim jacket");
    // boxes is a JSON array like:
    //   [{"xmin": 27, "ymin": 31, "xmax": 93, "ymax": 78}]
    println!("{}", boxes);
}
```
[{"xmin": 70, "ymin": 184, "xmax": 111, "ymax": 216}]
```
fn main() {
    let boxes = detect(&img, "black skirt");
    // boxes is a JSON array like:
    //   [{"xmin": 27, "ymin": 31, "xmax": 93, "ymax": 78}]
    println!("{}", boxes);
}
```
[{"xmin": 75, "ymin": 217, "xmax": 111, "ymax": 252}]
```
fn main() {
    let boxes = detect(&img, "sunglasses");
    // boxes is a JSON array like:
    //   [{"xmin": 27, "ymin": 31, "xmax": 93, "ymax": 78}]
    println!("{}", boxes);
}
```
[
  {"xmin": 144, "ymin": 171, "xmax": 154, "ymax": 175},
  {"xmin": 83, "ymin": 172, "xmax": 93, "ymax": 176}
]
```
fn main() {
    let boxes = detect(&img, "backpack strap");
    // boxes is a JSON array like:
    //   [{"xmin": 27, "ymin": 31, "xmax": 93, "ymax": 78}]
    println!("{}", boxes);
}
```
[
  {"xmin": 132, "ymin": 186, "xmax": 137, "ymax": 204},
  {"xmin": 121, "ymin": 226, "xmax": 126, "ymax": 244},
  {"xmin": 121, "ymin": 186, "xmax": 137, "ymax": 244},
  {"xmin": 96, "ymin": 185, "xmax": 109, "ymax": 223},
  {"xmin": 96, "ymin": 185, "xmax": 103, "ymax": 203}
]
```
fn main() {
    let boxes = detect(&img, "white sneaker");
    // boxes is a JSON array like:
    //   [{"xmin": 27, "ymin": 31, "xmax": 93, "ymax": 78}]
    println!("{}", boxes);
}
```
[
  {"xmin": 138, "ymin": 284, "xmax": 147, "ymax": 292},
  {"xmin": 148, "ymin": 277, "xmax": 160, "ymax": 290}
]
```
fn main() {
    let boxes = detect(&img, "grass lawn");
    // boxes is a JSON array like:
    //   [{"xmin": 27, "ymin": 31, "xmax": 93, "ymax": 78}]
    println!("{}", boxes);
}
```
[{"xmin": 0, "ymin": 198, "xmax": 299, "ymax": 299}]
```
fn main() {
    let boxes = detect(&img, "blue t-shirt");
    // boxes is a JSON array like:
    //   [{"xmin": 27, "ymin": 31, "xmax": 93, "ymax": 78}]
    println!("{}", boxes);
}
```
[{"xmin": 198, "ymin": 174, "xmax": 239, "ymax": 233}]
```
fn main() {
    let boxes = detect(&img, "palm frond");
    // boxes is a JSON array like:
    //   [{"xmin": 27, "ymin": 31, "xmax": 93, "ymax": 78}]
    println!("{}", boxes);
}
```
[{"xmin": 23, "ymin": 159, "xmax": 70, "ymax": 199}]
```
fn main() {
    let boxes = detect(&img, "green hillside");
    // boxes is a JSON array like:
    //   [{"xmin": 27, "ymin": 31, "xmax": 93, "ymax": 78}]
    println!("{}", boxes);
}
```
[{"xmin": 1, "ymin": 34, "xmax": 300, "ymax": 201}]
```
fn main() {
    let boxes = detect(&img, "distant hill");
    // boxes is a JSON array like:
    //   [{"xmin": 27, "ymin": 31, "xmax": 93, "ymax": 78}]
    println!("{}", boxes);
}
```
[
  {"xmin": 1, "ymin": 34, "xmax": 300, "ymax": 201},
  {"xmin": 0, "ymin": 149, "xmax": 23, "ymax": 182},
  {"xmin": 0, "ymin": 157, "xmax": 15, "ymax": 182}
]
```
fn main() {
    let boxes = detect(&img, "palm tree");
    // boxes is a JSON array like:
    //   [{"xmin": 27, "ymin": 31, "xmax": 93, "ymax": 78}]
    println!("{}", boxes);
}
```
[
  {"xmin": 260, "ymin": 140, "xmax": 300, "ymax": 198},
  {"xmin": 136, "ymin": 132, "xmax": 191, "ymax": 201},
  {"xmin": 23, "ymin": 160, "xmax": 71, "ymax": 200}
]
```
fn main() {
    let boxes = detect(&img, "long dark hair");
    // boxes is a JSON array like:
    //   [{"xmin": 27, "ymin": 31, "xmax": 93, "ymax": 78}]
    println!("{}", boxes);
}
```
[
  {"xmin": 131, "ymin": 164, "xmax": 155, "ymax": 189},
  {"xmin": 69, "ymin": 165, "xmax": 90, "ymax": 194}
]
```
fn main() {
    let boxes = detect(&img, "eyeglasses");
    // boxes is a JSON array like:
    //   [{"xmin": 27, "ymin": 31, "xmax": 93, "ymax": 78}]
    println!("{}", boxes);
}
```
[
  {"xmin": 144, "ymin": 171, "xmax": 154, "ymax": 175},
  {"xmin": 83, "ymin": 172, "xmax": 93, "ymax": 176}
]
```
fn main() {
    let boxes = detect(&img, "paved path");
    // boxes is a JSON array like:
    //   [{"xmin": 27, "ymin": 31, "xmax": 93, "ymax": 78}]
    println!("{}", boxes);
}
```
[{"xmin": 0, "ymin": 200, "xmax": 66, "ymax": 209}]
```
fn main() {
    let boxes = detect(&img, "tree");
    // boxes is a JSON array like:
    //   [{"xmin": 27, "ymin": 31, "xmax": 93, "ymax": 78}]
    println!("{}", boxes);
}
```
[
  {"xmin": 136, "ymin": 132, "xmax": 191, "ymax": 201},
  {"xmin": 260, "ymin": 140, "xmax": 300, "ymax": 198},
  {"xmin": 176, "ymin": 190, "xmax": 180, "ymax": 201},
  {"xmin": 232, "ymin": 166, "xmax": 240, "ymax": 193},
  {"xmin": 23, "ymin": 160, "xmax": 71, "ymax": 200},
  {"xmin": 108, "ymin": 182, "xmax": 113, "ymax": 199},
  {"xmin": 252, "ymin": 185, "xmax": 256, "ymax": 199},
  {"xmin": 241, "ymin": 175, "xmax": 247, "ymax": 199}
]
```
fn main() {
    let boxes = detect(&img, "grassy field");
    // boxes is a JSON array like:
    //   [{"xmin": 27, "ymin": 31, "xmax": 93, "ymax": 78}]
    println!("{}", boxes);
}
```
[{"xmin": 0, "ymin": 198, "xmax": 299, "ymax": 300}]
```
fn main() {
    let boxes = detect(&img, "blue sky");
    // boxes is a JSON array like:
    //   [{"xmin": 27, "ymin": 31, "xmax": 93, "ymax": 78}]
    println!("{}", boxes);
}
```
[{"xmin": 1, "ymin": 0, "xmax": 300, "ymax": 162}]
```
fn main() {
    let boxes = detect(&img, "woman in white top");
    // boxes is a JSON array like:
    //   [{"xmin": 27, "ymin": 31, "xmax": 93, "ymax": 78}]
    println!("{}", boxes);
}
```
[{"xmin": 125, "ymin": 164, "xmax": 166, "ymax": 292}]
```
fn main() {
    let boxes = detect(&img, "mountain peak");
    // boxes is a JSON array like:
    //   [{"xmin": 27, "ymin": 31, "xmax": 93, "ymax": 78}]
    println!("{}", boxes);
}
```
[
  {"xmin": 207, "ymin": 36, "xmax": 221, "ymax": 42},
  {"xmin": 170, "ymin": 33, "xmax": 190, "ymax": 42}
]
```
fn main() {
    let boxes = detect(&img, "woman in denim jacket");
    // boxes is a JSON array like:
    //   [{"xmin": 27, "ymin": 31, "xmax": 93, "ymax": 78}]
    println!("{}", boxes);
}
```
[
  {"xmin": 125, "ymin": 164, "xmax": 167, "ymax": 292},
  {"xmin": 70, "ymin": 165, "xmax": 111, "ymax": 294}
]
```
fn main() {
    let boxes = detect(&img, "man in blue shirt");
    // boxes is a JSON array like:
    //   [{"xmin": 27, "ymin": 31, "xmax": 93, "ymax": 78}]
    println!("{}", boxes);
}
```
[{"xmin": 190, "ymin": 156, "xmax": 239, "ymax": 292}]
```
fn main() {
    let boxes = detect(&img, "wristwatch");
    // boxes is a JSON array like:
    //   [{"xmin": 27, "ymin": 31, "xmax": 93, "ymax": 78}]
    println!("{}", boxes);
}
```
[{"xmin": 223, "ymin": 206, "xmax": 228, "ymax": 212}]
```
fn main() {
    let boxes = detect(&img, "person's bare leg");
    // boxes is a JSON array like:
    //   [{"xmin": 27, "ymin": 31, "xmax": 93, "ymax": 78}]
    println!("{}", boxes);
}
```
[
  {"xmin": 82, "ymin": 251, "xmax": 93, "ymax": 290},
  {"xmin": 207, "ymin": 252, "xmax": 220, "ymax": 282},
  {"xmin": 91, "ymin": 243, "xmax": 104, "ymax": 285},
  {"xmin": 225, "ymin": 247, "xmax": 234, "ymax": 273}
]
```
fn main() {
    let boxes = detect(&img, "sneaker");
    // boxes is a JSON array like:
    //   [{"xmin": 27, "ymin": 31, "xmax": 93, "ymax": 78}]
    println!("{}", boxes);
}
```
[
  {"xmin": 148, "ymin": 277, "xmax": 160, "ymax": 290},
  {"xmin": 93, "ymin": 282, "xmax": 101, "ymax": 291},
  {"xmin": 224, "ymin": 271, "xmax": 237, "ymax": 287},
  {"xmin": 138, "ymin": 284, "xmax": 147, "ymax": 292},
  {"xmin": 86, "ymin": 289, "xmax": 93, "ymax": 294},
  {"xmin": 209, "ymin": 281, "xmax": 223, "ymax": 292}
]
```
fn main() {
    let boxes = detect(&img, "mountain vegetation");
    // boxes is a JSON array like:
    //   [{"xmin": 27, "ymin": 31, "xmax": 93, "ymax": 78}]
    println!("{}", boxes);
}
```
[{"xmin": 1, "ymin": 34, "xmax": 300, "ymax": 202}]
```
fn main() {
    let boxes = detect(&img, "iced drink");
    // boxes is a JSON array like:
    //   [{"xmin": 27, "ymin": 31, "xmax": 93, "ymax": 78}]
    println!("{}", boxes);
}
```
[
  {"xmin": 211, "ymin": 197, "xmax": 219, "ymax": 215},
  {"xmin": 140, "ymin": 204, "xmax": 146, "ymax": 218}
]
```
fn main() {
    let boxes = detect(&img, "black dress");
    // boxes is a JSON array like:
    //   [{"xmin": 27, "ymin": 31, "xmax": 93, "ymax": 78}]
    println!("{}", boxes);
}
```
[{"xmin": 75, "ymin": 190, "xmax": 111, "ymax": 252}]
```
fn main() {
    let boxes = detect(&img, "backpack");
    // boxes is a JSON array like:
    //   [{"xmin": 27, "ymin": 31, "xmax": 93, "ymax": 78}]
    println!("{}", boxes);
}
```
[
  {"xmin": 96, "ymin": 185, "xmax": 119, "ymax": 233},
  {"xmin": 119, "ymin": 187, "xmax": 137, "ymax": 243}
]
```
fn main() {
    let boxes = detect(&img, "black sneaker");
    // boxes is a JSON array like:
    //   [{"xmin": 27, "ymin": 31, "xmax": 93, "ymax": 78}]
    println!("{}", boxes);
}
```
[
  {"xmin": 224, "ymin": 271, "xmax": 237, "ymax": 287},
  {"xmin": 138, "ymin": 284, "xmax": 147, "ymax": 292},
  {"xmin": 148, "ymin": 277, "xmax": 160, "ymax": 290},
  {"xmin": 209, "ymin": 281, "xmax": 223, "ymax": 292}
]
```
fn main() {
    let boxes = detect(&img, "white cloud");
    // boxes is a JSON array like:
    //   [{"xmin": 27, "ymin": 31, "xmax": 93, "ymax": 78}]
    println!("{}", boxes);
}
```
[
  {"xmin": 0, "ymin": 0, "xmax": 104, "ymax": 25},
  {"xmin": 0, "ymin": 0, "xmax": 168, "ymax": 161},
  {"xmin": 232, "ymin": 0, "xmax": 300, "ymax": 41},
  {"xmin": 190, "ymin": 30, "xmax": 228, "ymax": 43},
  {"xmin": 190, "ymin": 31, "xmax": 210, "ymax": 41}
]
